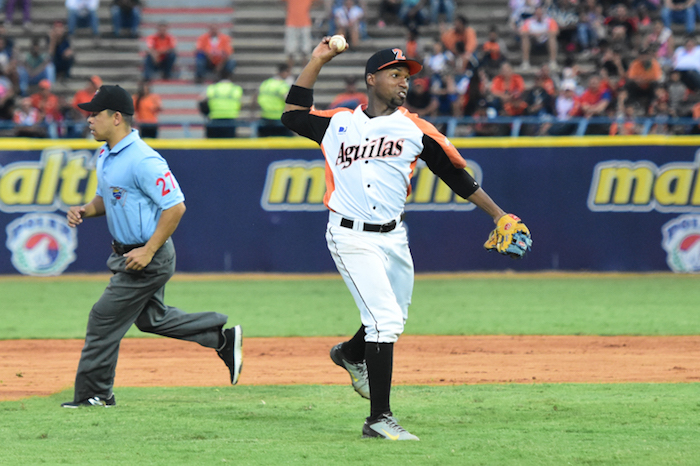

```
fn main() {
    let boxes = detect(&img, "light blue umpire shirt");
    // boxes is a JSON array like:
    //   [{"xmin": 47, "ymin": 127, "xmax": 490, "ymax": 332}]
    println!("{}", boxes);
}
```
[{"xmin": 95, "ymin": 129, "xmax": 185, "ymax": 245}]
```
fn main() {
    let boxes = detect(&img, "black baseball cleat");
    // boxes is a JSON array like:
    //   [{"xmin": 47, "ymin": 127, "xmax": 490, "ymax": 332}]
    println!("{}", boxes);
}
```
[
  {"xmin": 217, "ymin": 325, "xmax": 243, "ymax": 384},
  {"xmin": 61, "ymin": 395, "xmax": 116, "ymax": 408}
]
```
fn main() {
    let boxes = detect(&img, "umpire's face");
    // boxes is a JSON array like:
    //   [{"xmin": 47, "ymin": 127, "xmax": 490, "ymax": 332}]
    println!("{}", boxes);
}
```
[
  {"xmin": 367, "ymin": 65, "xmax": 411, "ymax": 110},
  {"xmin": 87, "ymin": 109, "xmax": 120, "ymax": 142}
]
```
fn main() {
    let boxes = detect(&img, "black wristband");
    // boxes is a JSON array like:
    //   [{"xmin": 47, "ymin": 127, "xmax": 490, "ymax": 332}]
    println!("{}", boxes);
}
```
[{"xmin": 285, "ymin": 85, "xmax": 314, "ymax": 107}]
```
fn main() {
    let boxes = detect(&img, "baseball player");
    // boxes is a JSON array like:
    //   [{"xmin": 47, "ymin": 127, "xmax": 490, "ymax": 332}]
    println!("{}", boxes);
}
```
[
  {"xmin": 282, "ymin": 40, "xmax": 531, "ymax": 440},
  {"xmin": 61, "ymin": 85, "xmax": 242, "ymax": 408}
]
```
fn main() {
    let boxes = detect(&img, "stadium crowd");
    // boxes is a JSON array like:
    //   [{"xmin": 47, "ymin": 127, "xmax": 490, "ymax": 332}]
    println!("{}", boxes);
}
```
[
  {"xmin": 2, "ymin": 0, "xmax": 700, "ymax": 137},
  {"xmin": 391, "ymin": 0, "xmax": 700, "ymax": 136},
  {"xmin": 0, "ymin": 0, "xmax": 144, "ymax": 137}
]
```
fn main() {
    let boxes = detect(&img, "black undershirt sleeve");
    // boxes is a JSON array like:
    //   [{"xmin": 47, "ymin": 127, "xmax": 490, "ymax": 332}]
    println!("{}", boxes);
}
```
[
  {"xmin": 419, "ymin": 134, "xmax": 480, "ymax": 200},
  {"xmin": 280, "ymin": 109, "xmax": 331, "ymax": 145}
]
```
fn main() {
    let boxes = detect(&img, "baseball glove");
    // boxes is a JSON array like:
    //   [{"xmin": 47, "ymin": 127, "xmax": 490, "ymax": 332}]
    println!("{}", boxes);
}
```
[{"xmin": 484, "ymin": 214, "xmax": 532, "ymax": 259}]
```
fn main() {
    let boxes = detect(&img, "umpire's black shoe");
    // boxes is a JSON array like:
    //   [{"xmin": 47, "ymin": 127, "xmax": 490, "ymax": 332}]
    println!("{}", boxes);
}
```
[
  {"xmin": 61, "ymin": 395, "xmax": 116, "ymax": 408},
  {"xmin": 217, "ymin": 325, "xmax": 243, "ymax": 385}
]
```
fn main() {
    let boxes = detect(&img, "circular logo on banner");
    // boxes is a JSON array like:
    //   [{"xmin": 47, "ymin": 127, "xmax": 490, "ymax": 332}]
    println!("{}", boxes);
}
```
[
  {"xmin": 5, "ymin": 213, "xmax": 78, "ymax": 276},
  {"xmin": 661, "ymin": 214, "xmax": 700, "ymax": 273}
]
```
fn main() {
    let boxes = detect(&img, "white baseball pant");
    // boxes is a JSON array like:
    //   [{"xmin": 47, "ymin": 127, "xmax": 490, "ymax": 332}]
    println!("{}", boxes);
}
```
[{"xmin": 325, "ymin": 211, "xmax": 414, "ymax": 343}]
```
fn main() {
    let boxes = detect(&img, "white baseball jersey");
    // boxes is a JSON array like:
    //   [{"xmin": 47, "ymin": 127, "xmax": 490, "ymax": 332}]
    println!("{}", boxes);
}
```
[
  {"xmin": 283, "ymin": 104, "xmax": 478, "ymax": 343},
  {"xmin": 287, "ymin": 105, "xmax": 471, "ymax": 223}
]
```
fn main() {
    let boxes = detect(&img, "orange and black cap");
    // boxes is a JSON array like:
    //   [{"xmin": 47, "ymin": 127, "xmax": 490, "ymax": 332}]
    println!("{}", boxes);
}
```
[{"xmin": 365, "ymin": 48, "xmax": 422, "ymax": 77}]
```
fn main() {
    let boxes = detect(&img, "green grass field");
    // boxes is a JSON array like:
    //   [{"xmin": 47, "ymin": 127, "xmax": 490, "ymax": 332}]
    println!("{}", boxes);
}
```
[
  {"xmin": 1, "ymin": 273, "xmax": 699, "ymax": 465},
  {"xmin": 1, "ymin": 273, "xmax": 699, "ymax": 338}
]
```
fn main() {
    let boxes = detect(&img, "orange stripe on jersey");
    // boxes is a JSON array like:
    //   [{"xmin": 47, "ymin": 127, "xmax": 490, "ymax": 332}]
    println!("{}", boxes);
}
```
[
  {"xmin": 310, "ymin": 107, "xmax": 353, "ymax": 118},
  {"xmin": 407, "ymin": 157, "xmax": 419, "ymax": 198},
  {"xmin": 400, "ymin": 108, "xmax": 467, "ymax": 169},
  {"xmin": 320, "ymin": 142, "xmax": 336, "ymax": 209}
]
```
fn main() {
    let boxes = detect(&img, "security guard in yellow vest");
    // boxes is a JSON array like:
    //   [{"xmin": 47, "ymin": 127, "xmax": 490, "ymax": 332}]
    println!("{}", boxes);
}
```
[
  {"xmin": 255, "ymin": 63, "xmax": 293, "ymax": 137},
  {"xmin": 200, "ymin": 72, "xmax": 243, "ymax": 138}
]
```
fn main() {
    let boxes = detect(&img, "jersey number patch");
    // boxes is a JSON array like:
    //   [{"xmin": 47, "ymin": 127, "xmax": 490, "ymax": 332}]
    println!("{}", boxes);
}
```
[{"xmin": 156, "ymin": 171, "xmax": 175, "ymax": 196}]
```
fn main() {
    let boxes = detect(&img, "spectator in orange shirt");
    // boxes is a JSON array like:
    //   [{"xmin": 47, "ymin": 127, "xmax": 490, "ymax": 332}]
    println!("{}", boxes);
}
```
[
  {"xmin": 480, "ymin": 26, "xmax": 506, "ymax": 77},
  {"xmin": 30, "ymin": 79, "xmax": 62, "ymax": 138},
  {"xmin": 195, "ymin": 25, "xmax": 236, "ymax": 84},
  {"xmin": 441, "ymin": 15, "xmax": 476, "ymax": 59},
  {"xmin": 329, "ymin": 76, "xmax": 368, "ymax": 109},
  {"xmin": 133, "ymin": 81, "xmax": 162, "ymax": 138},
  {"xmin": 625, "ymin": 48, "xmax": 662, "ymax": 112},
  {"xmin": 519, "ymin": 6, "xmax": 559, "ymax": 71},
  {"xmin": 490, "ymin": 62, "xmax": 526, "ymax": 116},
  {"xmin": 579, "ymin": 75, "xmax": 611, "ymax": 116},
  {"xmin": 30, "ymin": 79, "xmax": 60, "ymax": 119},
  {"xmin": 405, "ymin": 28, "xmax": 419, "ymax": 59},
  {"xmin": 144, "ymin": 22, "xmax": 177, "ymax": 81},
  {"xmin": 579, "ymin": 75, "xmax": 612, "ymax": 134},
  {"xmin": 72, "ymin": 75, "xmax": 102, "ymax": 118},
  {"xmin": 68, "ymin": 75, "xmax": 101, "ymax": 137},
  {"xmin": 283, "ymin": 0, "xmax": 318, "ymax": 69}
]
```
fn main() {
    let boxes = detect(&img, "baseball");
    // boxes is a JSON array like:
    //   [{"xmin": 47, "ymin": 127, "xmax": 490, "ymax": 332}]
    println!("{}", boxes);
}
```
[{"xmin": 329, "ymin": 35, "xmax": 348, "ymax": 52}]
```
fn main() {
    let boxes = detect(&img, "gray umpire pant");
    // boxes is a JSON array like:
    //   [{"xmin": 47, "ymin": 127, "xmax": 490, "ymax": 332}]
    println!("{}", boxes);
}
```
[{"xmin": 72, "ymin": 239, "xmax": 228, "ymax": 402}]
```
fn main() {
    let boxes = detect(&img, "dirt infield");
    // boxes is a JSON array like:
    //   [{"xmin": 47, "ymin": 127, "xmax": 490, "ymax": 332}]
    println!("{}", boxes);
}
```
[{"xmin": 1, "ymin": 335, "xmax": 699, "ymax": 401}]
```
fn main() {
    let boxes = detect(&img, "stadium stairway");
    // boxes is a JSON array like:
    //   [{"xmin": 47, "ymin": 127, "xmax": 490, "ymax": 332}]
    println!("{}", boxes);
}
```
[{"xmin": 140, "ymin": 0, "xmax": 234, "ymax": 138}]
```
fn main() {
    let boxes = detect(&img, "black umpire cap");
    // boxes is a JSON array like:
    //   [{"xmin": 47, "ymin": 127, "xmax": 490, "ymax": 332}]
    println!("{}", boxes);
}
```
[
  {"xmin": 77, "ymin": 84, "xmax": 134, "ymax": 115},
  {"xmin": 365, "ymin": 48, "xmax": 422, "ymax": 77}
]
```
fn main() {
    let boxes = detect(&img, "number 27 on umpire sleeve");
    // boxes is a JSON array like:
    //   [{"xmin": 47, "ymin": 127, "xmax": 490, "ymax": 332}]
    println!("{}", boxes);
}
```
[{"xmin": 156, "ymin": 171, "xmax": 175, "ymax": 196}]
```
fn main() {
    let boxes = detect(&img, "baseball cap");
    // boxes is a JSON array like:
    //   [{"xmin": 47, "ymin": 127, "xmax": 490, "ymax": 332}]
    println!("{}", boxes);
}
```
[
  {"xmin": 78, "ymin": 84, "xmax": 134, "ymax": 115},
  {"xmin": 365, "ymin": 48, "xmax": 422, "ymax": 77}
]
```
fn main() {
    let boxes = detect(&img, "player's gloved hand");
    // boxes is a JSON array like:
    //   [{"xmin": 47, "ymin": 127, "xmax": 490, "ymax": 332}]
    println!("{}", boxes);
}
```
[{"xmin": 484, "ymin": 214, "xmax": 532, "ymax": 259}]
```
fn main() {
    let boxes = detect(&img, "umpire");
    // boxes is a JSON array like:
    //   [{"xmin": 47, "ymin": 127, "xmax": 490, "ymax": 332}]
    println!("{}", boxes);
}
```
[{"xmin": 62, "ymin": 84, "xmax": 242, "ymax": 408}]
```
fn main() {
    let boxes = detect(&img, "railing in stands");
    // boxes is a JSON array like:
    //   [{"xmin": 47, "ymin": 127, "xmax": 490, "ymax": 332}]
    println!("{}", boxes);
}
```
[{"xmin": 2, "ymin": 116, "xmax": 700, "ymax": 139}]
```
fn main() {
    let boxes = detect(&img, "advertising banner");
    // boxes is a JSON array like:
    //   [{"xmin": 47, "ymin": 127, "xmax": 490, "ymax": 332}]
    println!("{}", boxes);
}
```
[{"xmin": 1, "ymin": 137, "xmax": 699, "ymax": 274}]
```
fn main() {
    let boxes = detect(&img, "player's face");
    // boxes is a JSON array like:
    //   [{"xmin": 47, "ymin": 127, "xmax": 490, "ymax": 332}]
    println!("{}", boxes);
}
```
[{"xmin": 372, "ymin": 65, "xmax": 411, "ymax": 108}]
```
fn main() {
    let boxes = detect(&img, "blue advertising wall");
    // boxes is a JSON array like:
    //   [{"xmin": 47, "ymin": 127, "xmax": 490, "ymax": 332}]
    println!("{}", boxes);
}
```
[{"xmin": 2, "ymin": 137, "xmax": 700, "ymax": 275}]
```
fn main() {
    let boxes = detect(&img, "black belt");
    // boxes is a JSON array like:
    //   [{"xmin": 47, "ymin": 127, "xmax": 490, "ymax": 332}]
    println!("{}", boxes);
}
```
[
  {"xmin": 340, "ymin": 216, "xmax": 402, "ymax": 233},
  {"xmin": 111, "ymin": 240, "xmax": 146, "ymax": 255}
]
